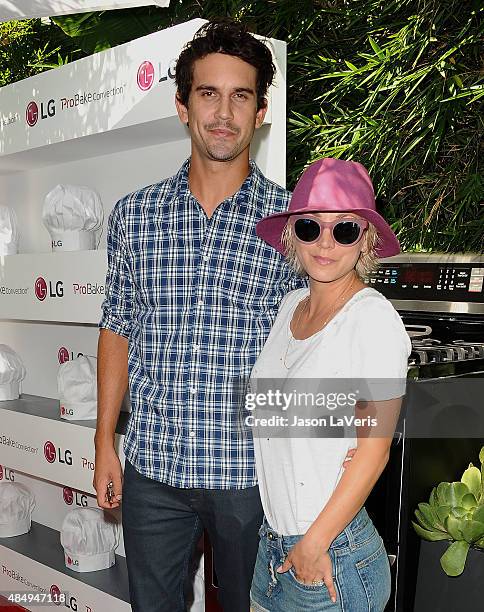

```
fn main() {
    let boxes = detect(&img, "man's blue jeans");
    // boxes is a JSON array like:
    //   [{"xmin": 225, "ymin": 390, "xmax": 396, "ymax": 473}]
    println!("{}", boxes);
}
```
[{"xmin": 122, "ymin": 459, "xmax": 263, "ymax": 612}]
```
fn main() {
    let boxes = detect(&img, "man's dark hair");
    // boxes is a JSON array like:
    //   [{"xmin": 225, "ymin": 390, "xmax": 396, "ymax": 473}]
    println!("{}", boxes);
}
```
[{"xmin": 175, "ymin": 19, "xmax": 275, "ymax": 111}]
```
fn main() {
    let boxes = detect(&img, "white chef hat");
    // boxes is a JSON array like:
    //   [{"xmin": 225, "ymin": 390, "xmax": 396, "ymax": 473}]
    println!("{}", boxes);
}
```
[
  {"xmin": 0, "ymin": 482, "xmax": 35, "ymax": 537},
  {"xmin": 61, "ymin": 508, "xmax": 118, "ymax": 572},
  {"xmin": 42, "ymin": 185, "xmax": 104, "ymax": 252},
  {"xmin": 0, "ymin": 344, "xmax": 26, "ymax": 401},
  {"xmin": 58, "ymin": 355, "xmax": 97, "ymax": 421},
  {"xmin": 0, "ymin": 206, "xmax": 19, "ymax": 255}
]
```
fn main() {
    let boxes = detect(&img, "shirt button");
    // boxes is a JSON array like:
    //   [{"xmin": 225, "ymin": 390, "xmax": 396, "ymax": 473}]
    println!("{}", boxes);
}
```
[
  {"xmin": 193, "ymin": 345, "xmax": 200, "ymax": 352},
  {"xmin": 189, "ymin": 431, "xmax": 196, "ymax": 438},
  {"xmin": 189, "ymin": 387, "xmax": 197, "ymax": 394},
  {"xmin": 197, "ymin": 299, "xmax": 203, "ymax": 306},
  {"xmin": 203, "ymin": 255, "xmax": 209, "ymax": 262}
]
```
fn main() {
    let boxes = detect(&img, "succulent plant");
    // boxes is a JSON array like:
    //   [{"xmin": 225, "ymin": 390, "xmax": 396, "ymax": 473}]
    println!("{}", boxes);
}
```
[{"xmin": 412, "ymin": 446, "xmax": 484, "ymax": 576}]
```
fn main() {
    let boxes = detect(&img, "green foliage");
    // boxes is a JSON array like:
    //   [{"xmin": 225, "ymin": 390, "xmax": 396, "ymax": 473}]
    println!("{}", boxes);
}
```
[
  {"xmin": 412, "ymin": 446, "xmax": 484, "ymax": 576},
  {"xmin": 0, "ymin": 18, "xmax": 83, "ymax": 86},
  {"xmin": 1, "ymin": 1, "xmax": 482, "ymax": 252}
]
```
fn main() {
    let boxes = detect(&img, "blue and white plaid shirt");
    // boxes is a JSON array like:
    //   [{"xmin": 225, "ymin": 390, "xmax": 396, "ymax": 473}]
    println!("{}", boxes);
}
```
[{"xmin": 100, "ymin": 159, "xmax": 304, "ymax": 489}]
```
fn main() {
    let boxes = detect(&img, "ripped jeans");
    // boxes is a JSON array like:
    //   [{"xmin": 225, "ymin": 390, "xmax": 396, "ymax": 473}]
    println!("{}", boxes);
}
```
[{"xmin": 250, "ymin": 506, "xmax": 391, "ymax": 612}]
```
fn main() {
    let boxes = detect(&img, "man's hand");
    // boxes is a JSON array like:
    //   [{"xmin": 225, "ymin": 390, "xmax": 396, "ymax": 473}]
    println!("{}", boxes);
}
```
[
  {"xmin": 93, "ymin": 444, "xmax": 123, "ymax": 509},
  {"xmin": 277, "ymin": 534, "xmax": 337, "ymax": 603}
]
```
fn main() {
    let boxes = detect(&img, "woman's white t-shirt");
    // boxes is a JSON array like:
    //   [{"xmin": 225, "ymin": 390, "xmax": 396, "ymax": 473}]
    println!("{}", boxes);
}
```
[{"xmin": 250, "ymin": 287, "xmax": 411, "ymax": 536}]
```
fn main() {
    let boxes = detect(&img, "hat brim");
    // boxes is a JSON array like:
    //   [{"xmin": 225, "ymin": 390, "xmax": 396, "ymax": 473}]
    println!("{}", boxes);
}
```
[{"xmin": 256, "ymin": 208, "xmax": 400, "ymax": 258}]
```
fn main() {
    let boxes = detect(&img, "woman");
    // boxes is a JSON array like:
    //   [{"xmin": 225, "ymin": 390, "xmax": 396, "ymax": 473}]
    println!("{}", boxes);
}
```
[{"xmin": 249, "ymin": 158, "xmax": 411, "ymax": 611}]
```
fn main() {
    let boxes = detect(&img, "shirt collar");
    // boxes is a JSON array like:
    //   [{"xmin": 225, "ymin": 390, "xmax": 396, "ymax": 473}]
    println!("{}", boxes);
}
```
[{"xmin": 174, "ymin": 157, "xmax": 262, "ymax": 208}]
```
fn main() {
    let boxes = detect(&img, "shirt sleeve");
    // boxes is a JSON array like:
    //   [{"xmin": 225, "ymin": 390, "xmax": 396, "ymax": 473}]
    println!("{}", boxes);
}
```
[
  {"xmin": 351, "ymin": 296, "xmax": 411, "ymax": 401},
  {"xmin": 99, "ymin": 198, "xmax": 134, "ymax": 339}
]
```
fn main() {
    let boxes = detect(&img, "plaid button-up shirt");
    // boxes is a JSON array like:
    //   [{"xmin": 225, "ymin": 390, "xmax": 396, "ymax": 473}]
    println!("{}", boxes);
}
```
[{"xmin": 100, "ymin": 159, "xmax": 304, "ymax": 488}]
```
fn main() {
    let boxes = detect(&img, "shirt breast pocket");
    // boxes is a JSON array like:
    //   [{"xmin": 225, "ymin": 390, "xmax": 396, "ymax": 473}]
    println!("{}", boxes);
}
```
[
  {"xmin": 129, "ymin": 221, "xmax": 191, "ymax": 307},
  {"xmin": 215, "ymin": 241, "xmax": 284, "ymax": 313}
]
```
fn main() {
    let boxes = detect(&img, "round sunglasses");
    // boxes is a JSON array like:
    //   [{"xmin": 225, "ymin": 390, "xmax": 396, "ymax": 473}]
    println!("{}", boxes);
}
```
[{"xmin": 290, "ymin": 215, "xmax": 368, "ymax": 246}]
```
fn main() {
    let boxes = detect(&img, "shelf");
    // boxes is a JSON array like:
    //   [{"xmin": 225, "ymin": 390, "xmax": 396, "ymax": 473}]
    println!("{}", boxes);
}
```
[
  {"xmin": 0, "ymin": 395, "xmax": 126, "ymax": 495},
  {"xmin": 0, "ymin": 18, "xmax": 279, "ymax": 175},
  {"xmin": 0, "ymin": 521, "xmax": 130, "ymax": 610},
  {"xmin": 0, "ymin": 20, "xmax": 206, "ymax": 165},
  {"xmin": 0, "ymin": 250, "xmax": 107, "ymax": 324}
]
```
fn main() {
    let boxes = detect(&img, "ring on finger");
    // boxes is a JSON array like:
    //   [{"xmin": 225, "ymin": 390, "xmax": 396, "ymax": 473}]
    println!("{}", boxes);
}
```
[{"xmin": 311, "ymin": 578, "xmax": 325, "ymax": 586}]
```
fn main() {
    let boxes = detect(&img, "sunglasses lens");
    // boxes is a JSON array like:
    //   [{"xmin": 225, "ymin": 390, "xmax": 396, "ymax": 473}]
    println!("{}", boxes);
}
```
[
  {"xmin": 294, "ymin": 218, "xmax": 320, "ymax": 242},
  {"xmin": 333, "ymin": 221, "xmax": 362, "ymax": 245}
]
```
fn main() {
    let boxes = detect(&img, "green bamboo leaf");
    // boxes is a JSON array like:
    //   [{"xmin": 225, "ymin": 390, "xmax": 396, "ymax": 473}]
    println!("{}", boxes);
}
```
[
  {"xmin": 368, "ymin": 36, "xmax": 385, "ymax": 60},
  {"xmin": 452, "ymin": 75, "xmax": 464, "ymax": 88},
  {"xmin": 344, "ymin": 60, "xmax": 358, "ymax": 71},
  {"xmin": 440, "ymin": 541, "xmax": 470, "ymax": 576}
]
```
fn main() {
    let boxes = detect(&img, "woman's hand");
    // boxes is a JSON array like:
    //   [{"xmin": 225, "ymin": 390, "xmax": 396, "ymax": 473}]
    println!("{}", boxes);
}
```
[{"xmin": 277, "ymin": 533, "xmax": 337, "ymax": 603}]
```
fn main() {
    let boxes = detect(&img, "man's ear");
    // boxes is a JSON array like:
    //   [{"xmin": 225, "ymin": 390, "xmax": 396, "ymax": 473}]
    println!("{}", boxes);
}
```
[
  {"xmin": 255, "ymin": 99, "xmax": 268, "ymax": 129},
  {"xmin": 175, "ymin": 93, "xmax": 189, "ymax": 125}
]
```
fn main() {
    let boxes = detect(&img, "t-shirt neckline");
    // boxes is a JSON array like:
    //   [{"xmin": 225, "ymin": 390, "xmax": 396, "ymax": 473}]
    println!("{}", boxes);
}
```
[{"xmin": 287, "ymin": 286, "xmax": 375, "ymax": 343}]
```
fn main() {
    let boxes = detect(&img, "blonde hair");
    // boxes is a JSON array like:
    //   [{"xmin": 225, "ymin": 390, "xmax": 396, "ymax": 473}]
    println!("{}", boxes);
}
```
[{"xmin": 281, "ymin": 219, "xmax": 381, "ymax": 280}]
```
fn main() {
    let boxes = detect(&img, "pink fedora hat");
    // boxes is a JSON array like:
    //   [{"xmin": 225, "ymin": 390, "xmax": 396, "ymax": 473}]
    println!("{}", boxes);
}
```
[{"xmin": 256, "ymin": 158, "xmax": 400, "ymax": 258}]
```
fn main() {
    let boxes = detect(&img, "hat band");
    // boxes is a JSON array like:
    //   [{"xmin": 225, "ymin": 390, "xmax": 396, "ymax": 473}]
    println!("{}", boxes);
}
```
[
  {"xmin": 50, "ymin": 230, "xmax": 96, "ymax": 252},
  {"xmin": 0, "ymin": 382, "xmax": 20, "ymax": 401},
  {"xmin": 0, "ymin": 517, "xmax": 31, "ymax": 538},
  {"xmin": 59, "ymin": 399, "xmax": 97, "ymax": 421},
  {"xmin": 63, "ymin": 549, "xmax": 115, "ymax": 572}
]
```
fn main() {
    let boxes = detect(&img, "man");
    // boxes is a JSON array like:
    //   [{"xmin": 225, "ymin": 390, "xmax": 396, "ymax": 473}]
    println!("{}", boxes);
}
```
[
  {"xmin": 94, "ymin": 19, "xmax": 302, "ymax": 612},
  {"xmin": 94, "ymin": 18, "xmax": 353, "ymax": 612}
]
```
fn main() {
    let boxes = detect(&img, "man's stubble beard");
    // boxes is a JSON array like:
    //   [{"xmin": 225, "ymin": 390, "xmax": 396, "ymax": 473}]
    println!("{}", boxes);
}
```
[{"xmin": 205, "ymin": 142, "xmax": 245, "ymax": 162}]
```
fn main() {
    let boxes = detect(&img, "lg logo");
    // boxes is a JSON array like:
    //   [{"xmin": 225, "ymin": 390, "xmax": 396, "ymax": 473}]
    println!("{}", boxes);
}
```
[
  {"xmin": 0, "ymin": 465, "xmax": 14, "ymax": 481},
  {"xmin": 137, "ymin": 61, "xmax": 155, "ymax": 91},
  {"xmin": 63, "ymin": 487, "xmax": 88, "ymax": 507},
  {"xmin": 58, "ymin": 347, "xmax": 70, "ymax": 364},
  {"xmin": 34, "ymin": 276, "xmax": 63, "ymax": 301},
  {"xmin": 60, "ymin": 405, "xmax": 74, "ymax": 417},
  {"xmin": 58, "ymin": 347, "xmax": 84, "ymax": 364},
  {"xmin": 50, "ymin": 584, "xmax": 81, "ymax": 610},
  {"xmin": 66, "ymin": 556, "xmax": 79, "ymax": 569},
  {"xmin": 26, "ymin": 99, "xmax": 55, "ymax": 126},
  {"xmin": 50, "ymin": 585, "xmax": 62, "ymax": 606},
  {"xmin": 26, "ymin": 101, "xmax": 39, "ymax": 127},
  {"xmin": 44, "ymin": 441, "xmax": 72, "ymax": 466},
  {"xmin": 137, "ymin": 59, "xmax": 176, "ymax": 91},
  {"xmin": 34, "ymin": 277, "xmax": 47, "ymax": 301}
]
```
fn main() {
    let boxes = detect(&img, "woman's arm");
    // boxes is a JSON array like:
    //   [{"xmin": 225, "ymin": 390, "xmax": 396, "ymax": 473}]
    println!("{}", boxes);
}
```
[{"xmin": 307, "ymin": 396, "xmax": 401, "ymax": 548}]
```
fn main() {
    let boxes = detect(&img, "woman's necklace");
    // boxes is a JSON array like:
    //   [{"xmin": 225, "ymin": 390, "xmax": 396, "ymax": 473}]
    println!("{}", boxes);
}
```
[{"xmin": 281, "ymin": 276, "xmax": 356, "ymax": 369}]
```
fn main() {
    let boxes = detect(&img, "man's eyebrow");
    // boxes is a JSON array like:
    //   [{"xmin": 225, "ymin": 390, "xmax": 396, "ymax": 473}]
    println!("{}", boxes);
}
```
[
  {"xmin": 194, "ymin": 85, "xmax": 255, "ymax": 95},
  {"xmin": 234, "ymin": 87, "xmax": 255, "ymax": 95}
]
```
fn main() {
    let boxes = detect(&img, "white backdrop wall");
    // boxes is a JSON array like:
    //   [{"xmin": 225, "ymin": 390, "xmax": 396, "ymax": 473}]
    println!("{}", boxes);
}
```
[{"xmin": 0, "ymin": 18, "xmax": 286, "ymax": 610}]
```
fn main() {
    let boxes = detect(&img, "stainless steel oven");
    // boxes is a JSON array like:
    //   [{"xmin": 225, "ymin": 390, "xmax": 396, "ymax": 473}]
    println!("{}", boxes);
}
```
[{"xmin": 364, "ymin": 254, "xmax": 484, "ymax": 611}]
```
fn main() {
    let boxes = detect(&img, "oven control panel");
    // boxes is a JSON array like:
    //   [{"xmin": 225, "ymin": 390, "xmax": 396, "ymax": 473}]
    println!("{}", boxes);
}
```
[{"xmin": 366, "ymin": 263, "xmax": 484, "ymax": 302}]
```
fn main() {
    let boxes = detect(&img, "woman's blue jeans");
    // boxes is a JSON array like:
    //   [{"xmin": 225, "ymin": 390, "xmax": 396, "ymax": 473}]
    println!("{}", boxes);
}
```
[{"xmin": 250, "ymin": 506, "xmax": 391, "ymax": 611}]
